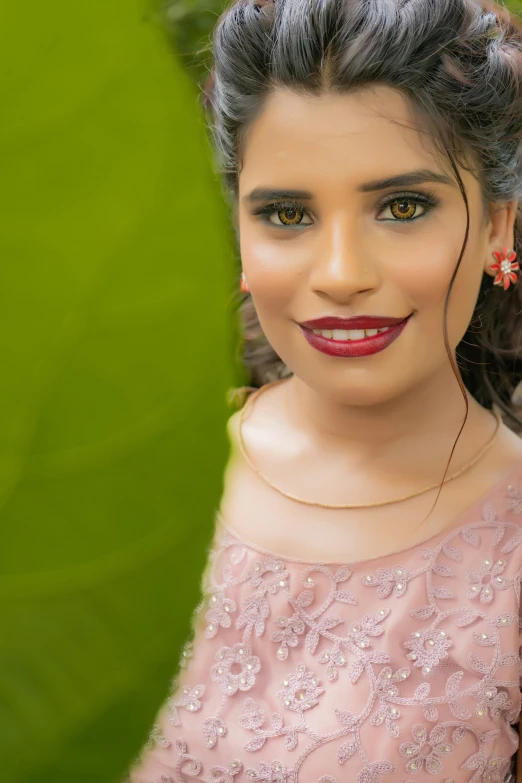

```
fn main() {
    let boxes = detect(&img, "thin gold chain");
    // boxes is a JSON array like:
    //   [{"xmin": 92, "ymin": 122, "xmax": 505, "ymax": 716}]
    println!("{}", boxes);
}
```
[{"xmin": 237, "ymin": 378, "xmax": 503, "ymax": 509}]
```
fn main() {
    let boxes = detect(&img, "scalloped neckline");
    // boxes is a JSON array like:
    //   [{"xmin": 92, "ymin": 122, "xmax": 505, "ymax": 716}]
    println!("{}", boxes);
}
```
[{"xmin": 217, "ymin": 459, "xmax": 522, "ymax": 569}]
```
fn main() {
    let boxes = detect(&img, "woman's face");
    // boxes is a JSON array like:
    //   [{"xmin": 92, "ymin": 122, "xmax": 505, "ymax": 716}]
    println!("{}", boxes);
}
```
[{"xmin": 237, "ymin": 86, "xmax": 515, "ymax": 405}]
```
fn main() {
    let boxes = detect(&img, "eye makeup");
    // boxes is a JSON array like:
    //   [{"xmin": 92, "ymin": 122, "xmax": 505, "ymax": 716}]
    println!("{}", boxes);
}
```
[
  {"xmin": 249, "ymin": 189, "xmax": 442, "ymax": 228},
  {"xmin": 249, "ymin": 200, "xmax": 311, "ymax": 227},
  {"xmin": 377, "ymin": 189, "xmax": 441, "ymax": 221}
]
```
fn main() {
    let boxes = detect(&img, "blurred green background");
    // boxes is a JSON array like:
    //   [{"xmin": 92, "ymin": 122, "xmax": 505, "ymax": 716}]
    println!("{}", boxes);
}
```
[{"xmin": 0, "ymin": 1, "xmax": 238, "ymax": 782}]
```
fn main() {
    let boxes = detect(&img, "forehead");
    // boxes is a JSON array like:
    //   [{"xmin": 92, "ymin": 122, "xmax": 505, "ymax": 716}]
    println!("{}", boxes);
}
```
[{"xmin": 240, "ymin": 85, "xmax": 446, "ymax": 187}]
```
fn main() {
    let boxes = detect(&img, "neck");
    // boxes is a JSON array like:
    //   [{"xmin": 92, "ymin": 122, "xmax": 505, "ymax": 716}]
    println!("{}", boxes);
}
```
[{"xmin": 285, "ymin": 365, "xmax": 495, "ymax": 476}]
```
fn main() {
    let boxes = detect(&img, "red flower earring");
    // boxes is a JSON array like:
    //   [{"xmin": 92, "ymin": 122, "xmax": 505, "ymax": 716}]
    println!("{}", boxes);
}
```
[
  {"xmin": 489, "ymin": 246, "xmax": 519, "ymax": 290},
  {"xmin": 240, "ymin": 271, "xmax": 250, "ymax": 293}
]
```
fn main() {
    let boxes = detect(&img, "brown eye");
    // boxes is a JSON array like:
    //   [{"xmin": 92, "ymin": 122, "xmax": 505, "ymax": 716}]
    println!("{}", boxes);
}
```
[
  {"xmin": 389, "ymin": 199, "xmax": 419, "ymax": 220},
  {"xmin": 378, "ymin": 191, "xmax": 439, "ymax": 223},
  {"xmin": 256, "ymin": 200, "xmax": 313, "ymax": 228},
  {"xmin": 273, "ymin": 207, "xmax": 305, "ymax": 226}
]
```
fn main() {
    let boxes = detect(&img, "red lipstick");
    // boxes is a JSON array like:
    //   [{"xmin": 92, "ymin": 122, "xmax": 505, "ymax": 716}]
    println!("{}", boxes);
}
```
[
  {"xmin": 300, "ymin": 315, "xmax": 409, "ymax": 330},
  {"xmin": 297, "ymin": 314, "xmax": 412, "ymax": 358}
]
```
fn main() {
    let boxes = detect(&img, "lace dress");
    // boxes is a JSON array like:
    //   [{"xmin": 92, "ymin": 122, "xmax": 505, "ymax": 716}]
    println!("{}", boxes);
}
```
[{"xmin": 127, "ymin": 462, "xmax": 522, "ymax": 783}]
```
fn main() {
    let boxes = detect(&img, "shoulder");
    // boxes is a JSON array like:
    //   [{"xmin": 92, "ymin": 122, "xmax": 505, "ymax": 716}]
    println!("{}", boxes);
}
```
[
  {"xmin": 226, "ymin": 380, "xmax": 295, "ymax": 462},
  {"xmin": 225, "ymin": 385, "xmax": 267, "ymax": 448},
  {"xmin": 225, "ymin": 401, "xmax": 255, "ymax": 463},
  {"xmin": 220, "ymin": 382, "xmax": 296, "ymax": 542},
  {"xmin": 226, "ymin": 407, "xmax": 241, "ymax": 452},
  {"xmin": 220, "ymin": 406, "xmax": 258, "ymax": 542},
  {"xmin": 224, "ymin": 385, "xmax": 277, "ymax": 481}
]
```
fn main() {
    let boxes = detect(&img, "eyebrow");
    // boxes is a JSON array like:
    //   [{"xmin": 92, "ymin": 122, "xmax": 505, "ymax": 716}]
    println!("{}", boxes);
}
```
[
  {"xmin": 242, "ymin": 169, "xmax": 455, "ymax": 203},
  {"xmin": 358, "ymin": 169, "xmax": 454, "ymax": 193}
]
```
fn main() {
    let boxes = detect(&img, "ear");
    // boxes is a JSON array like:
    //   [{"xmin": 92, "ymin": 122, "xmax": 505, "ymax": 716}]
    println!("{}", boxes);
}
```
[{"xmin": 483, "ymin": 199, "xmax": 519, "ymax": 277}]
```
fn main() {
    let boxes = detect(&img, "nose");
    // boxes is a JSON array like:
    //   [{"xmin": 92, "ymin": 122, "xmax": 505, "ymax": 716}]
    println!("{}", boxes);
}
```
[{"xmin": 308, "ymin": 215, "xmax": 381, "ymax": 300}]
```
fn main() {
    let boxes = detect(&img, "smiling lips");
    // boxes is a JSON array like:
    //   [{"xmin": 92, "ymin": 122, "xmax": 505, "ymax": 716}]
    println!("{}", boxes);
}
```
[{"xmin": 298, "ymin": 315, "xmax": 412, "ymax": 358}]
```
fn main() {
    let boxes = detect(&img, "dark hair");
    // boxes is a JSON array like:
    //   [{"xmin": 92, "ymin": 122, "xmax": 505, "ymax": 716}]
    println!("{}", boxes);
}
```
[{"xmin": 203, "ymin": 0, "xmax": 522, "ymax": 436}]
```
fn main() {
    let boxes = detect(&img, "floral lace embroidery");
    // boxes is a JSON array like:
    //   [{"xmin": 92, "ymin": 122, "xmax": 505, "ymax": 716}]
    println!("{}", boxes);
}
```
[{"xmin": 128, "ymin": 478, "xmax": 522, "ymax": 783}]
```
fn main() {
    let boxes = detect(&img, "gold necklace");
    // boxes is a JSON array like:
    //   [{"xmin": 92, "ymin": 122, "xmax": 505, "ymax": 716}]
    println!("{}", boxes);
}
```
[{"xmin": 237, "ymin": 378, "xmax": 503, "ymax": 509}]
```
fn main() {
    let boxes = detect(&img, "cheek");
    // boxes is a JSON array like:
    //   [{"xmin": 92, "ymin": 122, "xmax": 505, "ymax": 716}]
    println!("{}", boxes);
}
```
[
  {"xmin": 396, "ymin": 241, "xmax": 483, "ymax": 340},
  {"xmin": 396, "ymin": 241, "xmax": 456, "ymax": 303},
  {"xmin": 240, "ymin": 226, "xmax": 304, "ymax": 311}
]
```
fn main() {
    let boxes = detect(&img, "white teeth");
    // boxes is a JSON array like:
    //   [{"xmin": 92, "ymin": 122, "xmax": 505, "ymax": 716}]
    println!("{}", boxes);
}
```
[{"xmin": 312, "ymin": 327, "xmax": 391, "ymax": 341}]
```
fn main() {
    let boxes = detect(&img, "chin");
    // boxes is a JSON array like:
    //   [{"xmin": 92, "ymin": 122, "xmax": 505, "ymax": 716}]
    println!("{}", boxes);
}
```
[
  {"xmin": 326, "ymin": 384, "xmax": 406, "ymax": 408},
  {"xmin": 288, "ymin": 365, "xmax": 410, "ymax": 408}
]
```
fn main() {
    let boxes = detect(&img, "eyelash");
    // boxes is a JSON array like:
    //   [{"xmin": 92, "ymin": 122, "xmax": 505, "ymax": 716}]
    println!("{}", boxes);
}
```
[{"xmin": 252, "ymin": 190, "xmax": 441, "ymax": 228}]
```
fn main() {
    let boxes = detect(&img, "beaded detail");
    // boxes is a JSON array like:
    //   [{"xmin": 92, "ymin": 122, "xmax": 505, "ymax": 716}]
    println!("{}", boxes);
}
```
[{"xmin": 127, "ymin": 469, "xmax": 522, "ymax": 783}]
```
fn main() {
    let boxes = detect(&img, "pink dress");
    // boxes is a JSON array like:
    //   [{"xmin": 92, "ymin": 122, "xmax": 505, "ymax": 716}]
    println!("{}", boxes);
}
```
[{"xmin": 128, "ymin": 462, "xmax": 522, "ymax": 783}]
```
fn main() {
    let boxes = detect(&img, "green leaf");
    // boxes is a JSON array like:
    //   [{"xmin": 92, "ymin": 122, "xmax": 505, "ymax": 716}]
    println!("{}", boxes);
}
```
[
  {"xmin": 507, "ymin": 0, "xmax": 522, "ymax": 17},
  {"xmin": 0, "ymin": 1, "xmax": 237, "ymax": 781}
]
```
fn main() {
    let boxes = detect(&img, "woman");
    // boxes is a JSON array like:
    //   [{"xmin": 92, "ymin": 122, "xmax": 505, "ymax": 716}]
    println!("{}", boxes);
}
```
[{"xmin": 128, "ymin": 0, "xmax": 522, "ymax": 780}]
